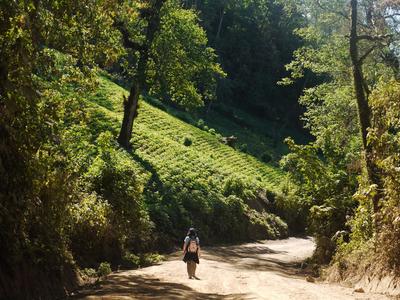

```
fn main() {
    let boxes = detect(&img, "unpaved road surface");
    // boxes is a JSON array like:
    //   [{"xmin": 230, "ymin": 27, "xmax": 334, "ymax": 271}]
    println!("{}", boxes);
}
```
[{"xmin": 75, "ymin": 237, "xmax": 391, "ymax": 299}]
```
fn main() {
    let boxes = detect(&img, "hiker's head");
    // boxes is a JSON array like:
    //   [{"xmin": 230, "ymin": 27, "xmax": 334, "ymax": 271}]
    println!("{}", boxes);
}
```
[{"xmin": 187, "ymin": 227, "xmax": 197, "ymax": 237}]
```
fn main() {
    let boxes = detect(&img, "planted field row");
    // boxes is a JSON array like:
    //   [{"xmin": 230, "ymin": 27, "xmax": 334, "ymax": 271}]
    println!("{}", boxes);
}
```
[{"xmin": 93, "ymin": 76, "xmax": 284, "ymax": 192}]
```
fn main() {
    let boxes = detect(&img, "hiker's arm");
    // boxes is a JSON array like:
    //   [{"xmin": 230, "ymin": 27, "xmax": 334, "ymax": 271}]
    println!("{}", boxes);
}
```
[
  {"xmin": 182, "ymin": 242, "xmax": 186, "ymax": 254},
  {"xmin": 198, "ymin": 245, "xmax": 201, "ymax": 258}
]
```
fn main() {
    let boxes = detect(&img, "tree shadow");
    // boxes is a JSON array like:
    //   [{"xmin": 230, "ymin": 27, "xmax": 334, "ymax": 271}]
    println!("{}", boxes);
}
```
[
  {"xmin": 90, "ymin": 90, "xmax": 115, "ymax": 111},
  {"xmin": 130, "ymin": 151, "xmax": 163, "ymax": 190},
  {"xmin": 203, "ymin": 243, "xmax": 308, "ymax": 279},
  {"xmin": 72, "ymin": 273, "xmax": 249, "ymax": 300}
]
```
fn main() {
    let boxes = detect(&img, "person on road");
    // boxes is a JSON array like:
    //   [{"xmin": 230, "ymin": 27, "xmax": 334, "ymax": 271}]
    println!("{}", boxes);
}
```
[{"xmin": 183, "ymin": 227, "xmax": 200, "ymax": 279}]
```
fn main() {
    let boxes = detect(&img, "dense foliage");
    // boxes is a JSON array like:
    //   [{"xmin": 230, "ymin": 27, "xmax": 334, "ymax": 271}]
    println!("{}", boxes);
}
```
[
  {"xmin": 193, "ymin": 0, "xmax": 306, "ymax": 125},
  {"xmin": 3, "ymin": 0, "xmax": 400, "ymax": 298},
  {"xmin": 281, "ymin": 0, "xmax": 400, "ymax": 277},
  {"xmin": 0, "ymin": 1, "xmax": 290, "ymax": 298}
]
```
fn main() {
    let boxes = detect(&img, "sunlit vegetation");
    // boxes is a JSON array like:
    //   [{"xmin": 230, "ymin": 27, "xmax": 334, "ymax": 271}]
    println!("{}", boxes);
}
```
[{"xmin": 2, "ymin": 0, "xmax": 400, "ymax": 298}]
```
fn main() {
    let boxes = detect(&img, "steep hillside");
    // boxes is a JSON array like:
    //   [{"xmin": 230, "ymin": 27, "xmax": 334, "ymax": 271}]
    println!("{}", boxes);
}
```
[
  {"xmin": 93, "ymin": 75, "xmax": 283, "ymax": 189},
  {"xmin": 85, "ymin": 75, "xmax": 288, "ymax": 244}
]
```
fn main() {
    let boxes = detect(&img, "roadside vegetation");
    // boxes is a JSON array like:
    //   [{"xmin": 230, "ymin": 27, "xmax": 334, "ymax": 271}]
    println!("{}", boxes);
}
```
[{"xmin": 1, "ymin": 0, "xmax": 400, "ymax": 299}]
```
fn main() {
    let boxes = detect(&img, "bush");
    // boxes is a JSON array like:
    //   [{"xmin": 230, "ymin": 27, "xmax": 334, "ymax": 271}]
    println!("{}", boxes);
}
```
[
  {"xmin": 74, "ymin": 132, "xmax": 153, "ymax": 261},
  {"xmin": 69, "ymin": 193, "xmax": 114, "ymax": 266},
  {"xmin": 145, "ymin": 95, "xmax": 167, "ymax": 110},
  {"xmin": 196, "ymin": 119, "xmax": 205, "ymax": 128},
  {"xmin": 274, "ymin": 191, "xmax": 308, "ymax": 234},
  {"xmin": 183, "ymin": 136, "xmax": 192, "ymax": 146},
  {"xmin": 81, "ymin": 268, "xmax": 97, "ymax": 278},
  {"xmin": 247, "ymin": 210, "xmax": 288, "ymax": 240},
  {"xmin": 140, "ymin": 253, "xmax": 164, "ymax": 266},
  {"xmin": 223, "ymin": 177, "xmax": 246, "ymax": 198},
  {"xmin": 97, "ymin": 262, "xmax": 112, "ymax": 277},
  {"xmin": 208, "ymin": 128, "xmax": 216, "ymax": 135},
  {"xmin": 211, "ymin": 195, "xmax": 248, "ymax": 241},
  {"xmin": 122, "ymin": 252, "xmax": 140, "ymax": 268},
  {"xmin": 261, "ymin": 152, "xmax": 272, "ymax": 163},
  {"xmin": 123, "ymin": 252, "xmax": 164, "ymax": 268},
  {"xmin": 238, "ymin": 143, "xmax": 248, "ymax": 153}
]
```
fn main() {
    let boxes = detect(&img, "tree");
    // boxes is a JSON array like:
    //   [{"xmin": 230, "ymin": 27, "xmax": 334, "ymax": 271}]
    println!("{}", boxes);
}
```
[
  {"xmin": 283, "ymin": 0, "xmax": 400, "ymax": 213},
  {"xmin": 149, "ymin": 2, "xmax": 225, "ymax": 108},
  {"xmin": 0, "ymin": 0, "xmax": 122, "ymax": 294},
  {"xmin": 280, "ymin": 0, "xmax": 400, "ymax": 261},
  {"xmin": 116, "ymin": 0, "xmax": 224, "ymax": 149},
  {"xmin": 194, "ymin": 0, "xmax": 305, "ymax": 124},
  {"xmin": 117, "ymin": 0, "xmax": 166, "ymax": 149},
  {"xmin": 349, "ymin": 0, "xmax": 400, "ymax": 219}
]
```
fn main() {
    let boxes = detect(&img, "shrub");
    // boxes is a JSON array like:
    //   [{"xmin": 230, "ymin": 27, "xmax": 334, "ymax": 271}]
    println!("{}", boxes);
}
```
[
  {"xmin": 140, "ymin": 253, "xmax": 164, "ymax": 266},
  {"xmin": 83, "ymin": 132, "xmax": 152, "ymax": 256},
  {"xmin": 123, "ymin": 252, "xmax": 164, "ymax": 268},
  {"xmin": 183, "ymin": 136, "xmax": 192, "ymax": 146},
  {"xmin": 211, "ymin": 195, "xmax": 248, "ymax": 241},
  {"xmin": 145, "ymin": 95, "xmax": 167, "ymax": 110},
  {"xmin": 196, "ymin": 119, "xmax": 205, "ymax": 128},
  {"xmin": 223, "ymin": 176, "xmax": 247, "ymax": 198},
  {"xmin": 261, "ymin": 152, "xmax": 272, "ymax": 163},
  {"xmin": 97, "ymin": 262, "xmax": 112, "ymax": 277},
  {"xmin": 274, "ymin": 191, "xmax": 308, "ymax": 234},
  {"xmin": 208, "ymin": 128, "xmax": 216, "ymax": 135},
  {"xmin": 247, "ymin": 210, "xmax": 288, "ymax": 240},
  {"xmin": 238, "ymin": 143, "xmax": 248, "ymax": 153},
  {"xmin": 122, "ymin": 252, "xmax": 140, "ymax": 268},
  {"xmin": 69, "ymin": 193, "xmax": 113, "ymax": 266},
  {"xmin": 81, "ymin": 268, "xmax": 97, "ymax": 278}
]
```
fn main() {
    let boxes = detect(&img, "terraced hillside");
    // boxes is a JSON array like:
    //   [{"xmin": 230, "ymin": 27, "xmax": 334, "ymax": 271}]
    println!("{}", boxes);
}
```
[
  {"xmin": 95, "ymin": 76, "xmax": 283, "ymax": 188},
  {"xmin": 87, "ymin": 75, "xmax": 288, "ymax": 243}
]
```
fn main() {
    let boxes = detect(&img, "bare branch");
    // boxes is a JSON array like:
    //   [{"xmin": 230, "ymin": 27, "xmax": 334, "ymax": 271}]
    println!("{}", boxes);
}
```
[{"xmin": 356, "ymin": 34, "xmax": 392, "ymax": 41}]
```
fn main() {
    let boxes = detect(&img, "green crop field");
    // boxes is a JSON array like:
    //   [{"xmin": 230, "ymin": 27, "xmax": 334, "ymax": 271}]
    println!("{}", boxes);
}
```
[{"xmin": 91, "ymin": 75, "xmax": 285, "ymax": 193}]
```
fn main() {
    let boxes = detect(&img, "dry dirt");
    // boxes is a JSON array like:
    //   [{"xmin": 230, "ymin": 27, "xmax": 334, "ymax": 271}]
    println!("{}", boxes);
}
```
[{"xmin": 74, "ymin": 237, "xmax": 392, "ymax": 300}]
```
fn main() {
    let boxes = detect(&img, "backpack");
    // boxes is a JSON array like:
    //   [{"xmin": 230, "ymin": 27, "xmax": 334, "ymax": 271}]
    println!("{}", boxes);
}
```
[{"xmin": 187, "ymin": 238, "xmax": 198, "ymax": 253}]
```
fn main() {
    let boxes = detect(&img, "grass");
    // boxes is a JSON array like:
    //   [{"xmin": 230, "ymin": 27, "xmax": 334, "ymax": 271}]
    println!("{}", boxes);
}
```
[
  {"xmin": 80, "ymin": 74, "xmax": 291, "ymax": 243},
  {"xmin": 90, "ymin": 75, "xmax": 285, "ymax": 193}
]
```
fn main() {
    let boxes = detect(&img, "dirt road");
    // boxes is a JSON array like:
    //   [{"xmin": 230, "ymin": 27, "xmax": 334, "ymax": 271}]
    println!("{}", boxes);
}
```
[{"xmin": 75, "ymin": 237, "xmax": 390, "ymax": 299}]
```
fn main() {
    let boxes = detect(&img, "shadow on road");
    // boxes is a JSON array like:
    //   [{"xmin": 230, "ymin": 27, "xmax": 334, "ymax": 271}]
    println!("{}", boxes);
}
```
[
  {"xmin": 204, "ymin": 243, "xmax": 306, "ymax": 279},
  {"xmin": 72, "ymin": 273, "xmax": 249, "ymax": 300}
]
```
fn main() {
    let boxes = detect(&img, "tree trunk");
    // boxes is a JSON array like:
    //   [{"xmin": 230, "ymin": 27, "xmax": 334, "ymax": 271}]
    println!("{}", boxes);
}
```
[
  {"xmin": 349, "ymin": 0, "xmax": 381, "ymax": 216},
  {"xmin": 215, "ymin": 6, "xmax": 225, "ymax": 46},
  {"xmin": 117, "ymin": 0, "xmax": 165, "ymax": 149},
  {"xmin": 117, "ymin": 83, "xmax": 139, "ymax": 150}
]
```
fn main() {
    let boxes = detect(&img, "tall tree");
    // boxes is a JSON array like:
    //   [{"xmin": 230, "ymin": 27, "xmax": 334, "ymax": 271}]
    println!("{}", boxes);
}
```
[
  {"xmin": 117, "ymin": 0, "xmax": 166, "ymax": 149},
  {"xmin": 349, "ymin": 0, "xmax": 381, "ymax": 215},
  {"xmin": 348, "ymin": 0, "xmax": 400, "ymax": 218},
  {"xmin": 116, "ymin": 0, "xmax": 224, "ymax": 149},
  {"xmin": 0, "ymin": 0, "xmax": 122, "ymax": 296},
  {"xmin": 280, "ymin": 0, "xmax": 400, "ymax": 260}
]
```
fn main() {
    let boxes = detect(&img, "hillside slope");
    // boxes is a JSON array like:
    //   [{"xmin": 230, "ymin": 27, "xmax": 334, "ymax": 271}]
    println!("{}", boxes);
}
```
[
  {"xmin": 93, "ymin": 75, "xmax": 284, "ymax": 190},
  {"xmin": 84, "ymin": 75, "xmax": 288, "ymax": 244}
]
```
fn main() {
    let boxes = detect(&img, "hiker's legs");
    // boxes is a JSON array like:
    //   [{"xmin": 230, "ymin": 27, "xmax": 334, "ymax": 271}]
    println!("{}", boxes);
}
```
[
  {"xmin": 187, "ymin": 261, "xmax": 196, "ymax": 277},
  {"xmin": 186, "ymin": 261, "xmax": 192, "ymax": 277},
  {"xmin": 192, "ymin": 261, "xmax": 197, "ymax": 276}
]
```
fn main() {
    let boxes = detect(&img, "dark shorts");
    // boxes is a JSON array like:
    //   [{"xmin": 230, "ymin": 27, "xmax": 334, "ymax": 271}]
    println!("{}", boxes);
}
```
[{"xmin": 183, "ymin": 251, "xmax": 199, "ymax": 264}]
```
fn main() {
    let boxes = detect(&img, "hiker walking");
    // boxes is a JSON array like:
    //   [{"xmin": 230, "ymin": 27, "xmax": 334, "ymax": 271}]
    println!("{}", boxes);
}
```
[{"xmin": 183, "ymin": 227, "xmax": 200, "ymax": 279}]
